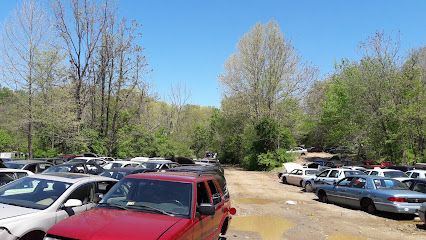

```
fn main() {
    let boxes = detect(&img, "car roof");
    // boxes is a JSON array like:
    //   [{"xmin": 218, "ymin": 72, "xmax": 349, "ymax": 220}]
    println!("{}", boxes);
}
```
[
  {"xmin": 107, "ymin": 160, "xmax": 138, "ymax": 164},
  {"xmin": 143, "ymin": 160, "xmax": 173, "ymax": 164},
  {"xmin": 102, "ymin": 167, "xmax": 148, "ymax": 173},
  {"xmin": 7, "ymin": 160, "xmax": 50, "ymax": 164},
  {"xmin": 409, "ymin": 169, "xmax": 426, "ymax": 172},
  {"xmin": 72, "ymin": 157, "xmax": 100, "ymax": 160},
  {"xmin": 35, "ymin": 172, "xmax": 115, "ymax": 183},
  {"xmin": 126, "ymin": 171, "xmax": 212, "ymax": 183},
  {"xmin": 380, "ymin": 169, "xmax": 402, "ymax": 172},
  {"xmin": 0, "ymin": 168, "xmax": 32, "ymax": 173},
  {"xmin": 55, "ymin": 162, "xmax": 87, "ymax": 166}
]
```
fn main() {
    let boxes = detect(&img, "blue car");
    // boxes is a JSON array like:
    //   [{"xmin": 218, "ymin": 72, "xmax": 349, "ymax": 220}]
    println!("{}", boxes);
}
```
[{"xmin": 315, "ymin": 175, "xmax": 426, "ymax": 215}]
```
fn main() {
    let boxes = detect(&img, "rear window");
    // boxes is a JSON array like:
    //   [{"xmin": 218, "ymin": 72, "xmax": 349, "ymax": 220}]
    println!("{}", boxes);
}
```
[
  {"xmin": 383, "ymin": 171, "xmax": 407, "ymax": 178},
  {"xmin": 373, "ymin": 179, "xmax": 408, "ymax": 190}
]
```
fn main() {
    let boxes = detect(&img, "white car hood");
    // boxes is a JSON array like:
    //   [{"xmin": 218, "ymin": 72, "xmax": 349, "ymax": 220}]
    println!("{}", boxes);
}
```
[
  {"xmin": 282, "ymin": 163, "xmax": 303, "ymax": 173},
  {"xmin": 0, "ymin": 203, "xmax": 40, "ymax": 221}
]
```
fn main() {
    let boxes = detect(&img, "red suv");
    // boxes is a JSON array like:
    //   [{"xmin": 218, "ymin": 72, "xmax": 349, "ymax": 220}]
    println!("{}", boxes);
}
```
[{"xmin": 44, "ymin": 172, "xmax": 236, "ymax": 240}]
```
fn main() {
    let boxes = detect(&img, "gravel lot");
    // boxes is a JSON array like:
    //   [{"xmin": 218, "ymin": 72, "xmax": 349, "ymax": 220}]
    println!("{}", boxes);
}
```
[{"xmin": 224, "ymin": 163, "xmax": 426, "ymax": 240}]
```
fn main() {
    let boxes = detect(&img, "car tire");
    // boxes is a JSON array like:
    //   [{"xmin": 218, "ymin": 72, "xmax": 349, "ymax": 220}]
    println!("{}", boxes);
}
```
[
  {"xmin": 305, "ymin": 182, "xmax": 313, "ymax": 192},
  {"xmin": 20, "ymin": 231, "xmax": 45, "ymax": 240},
  {"xmin": 318, "ymin": 191, "xmax": 328, "ymax": 203},
  {"xmin": 361, "ymin": 199, "xmax": 376, "ymax": 214},
  {"xmin": 282, "ymin": 177, "xmax": 287, "ymax": 184}
]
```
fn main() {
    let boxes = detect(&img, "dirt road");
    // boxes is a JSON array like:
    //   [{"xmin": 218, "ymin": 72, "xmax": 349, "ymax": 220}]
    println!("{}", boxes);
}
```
[{"xmin": 224, "ymin": 167, "xmax": 426, "ymax": 240}]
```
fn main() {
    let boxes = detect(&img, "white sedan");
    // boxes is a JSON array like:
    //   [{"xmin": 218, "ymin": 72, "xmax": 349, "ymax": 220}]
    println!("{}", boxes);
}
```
[
  {"xmin": 405, "ymin": 169, "xmax": 426, "ymax": 179},
  {"xmin": 286, "ymin": 147, "xmax": 307, "ymax": 155},
  {"xmin": 364, "ymin": 168, "xmax": 410, "ymax": 181},
  {"xmin": 0, "ymin": 173, "xmax": 117, "ymax": 240},
  {"xmin": 281, "ymin": 168, "xmax": 319, "ymax": 187}
]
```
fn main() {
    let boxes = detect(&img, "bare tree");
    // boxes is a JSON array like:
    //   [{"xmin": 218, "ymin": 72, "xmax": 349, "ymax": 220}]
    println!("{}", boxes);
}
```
[
  {"xmin": 1, "ymin": 0, "xmax": 49, "ymax": 159},
  {"xmin": 168, "ymin": 82, "xmax": 191, "ymax": 133},
  {"xmin": 52, "ymin": 0, "xmax": 109, "ymax": 125}
]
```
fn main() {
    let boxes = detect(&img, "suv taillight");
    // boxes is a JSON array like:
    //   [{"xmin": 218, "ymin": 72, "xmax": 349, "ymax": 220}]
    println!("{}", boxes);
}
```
[{"xmin": 387, "ymin": 197, "xmax": 407, "ymax": 202}]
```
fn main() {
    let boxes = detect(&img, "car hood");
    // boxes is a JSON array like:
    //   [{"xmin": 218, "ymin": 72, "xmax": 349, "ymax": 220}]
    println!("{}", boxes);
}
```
[
  {"xmin": 282, "ymin": 163, "xmax": 302, "ymax": 173},
  {"xmin": 0, "ymin": 203, "xmax": 40, "ymax": 221},
  {"xmin": 48, "ymin": 208, "xmax": 187, "ymax": 240}
]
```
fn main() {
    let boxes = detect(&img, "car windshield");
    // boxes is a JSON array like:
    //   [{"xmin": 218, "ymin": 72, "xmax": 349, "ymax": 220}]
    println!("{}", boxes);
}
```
[
  {"xmin": 305, "ymin": 170, "xmax": 318, "ymax": 175},
  {"xmin": 0, "ymin": 177, "xmax": 71, "ymax": 210},
  {"xmin": 103, "ymin": 163, "xmax": 123, "ymax": 170},
  {"xmin": 43, "ymin": 165, "xmax": 72, "ymax": 173},
  {"xmin": 98, "ymin": 178, "xmax": 192, "ymax": 218},
  {"xmin": 383, "ymin": 171, "xmax": 407, "ymax": 178},
  {"xmin": 140, "ymin": 163, "xmax": 160, "ymax": 170},
  {"xmin": 4, "ymin": 162, "xmax": 26, "ymax": 169},
  {"xmin": 344, "ymin": 171, "xmax": 363, "ymax": 177},
  {"xmin": 373, "ymin": 179, "xmax": 408, "ymax": 190},
  {"xmin": 100, "ymin": 170, "xmax": 128, "ymax": 180}
]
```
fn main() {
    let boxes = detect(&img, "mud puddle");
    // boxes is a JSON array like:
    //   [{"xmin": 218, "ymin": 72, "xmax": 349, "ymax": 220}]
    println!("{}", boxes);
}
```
[{"xmin": 230, "ymin": 215, "xmax": 294, "ymax": 239}]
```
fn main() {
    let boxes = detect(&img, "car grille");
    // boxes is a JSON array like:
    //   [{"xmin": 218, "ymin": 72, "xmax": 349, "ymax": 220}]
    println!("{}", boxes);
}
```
[{"xmin": 407, "ymin": 198, "xmax": 426, "ymax": 203}]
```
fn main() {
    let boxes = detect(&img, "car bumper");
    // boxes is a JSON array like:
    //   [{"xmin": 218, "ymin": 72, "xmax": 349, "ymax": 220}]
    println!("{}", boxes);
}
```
[{"xmin": 375, "ymin": 202, "xmax": 421, "ymax": 214}]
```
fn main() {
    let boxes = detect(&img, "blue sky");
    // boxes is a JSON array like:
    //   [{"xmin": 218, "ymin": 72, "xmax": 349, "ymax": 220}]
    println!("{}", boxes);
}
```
[{"xmin": 1, "ymin": 1, "xmax": 426, "ymax": 107}]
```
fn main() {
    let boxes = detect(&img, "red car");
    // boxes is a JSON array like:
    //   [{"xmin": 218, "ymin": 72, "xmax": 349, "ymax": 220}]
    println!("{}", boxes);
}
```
[{"xmin": 44, "ymin": 172, "xmax": 236, "ymax": 240}]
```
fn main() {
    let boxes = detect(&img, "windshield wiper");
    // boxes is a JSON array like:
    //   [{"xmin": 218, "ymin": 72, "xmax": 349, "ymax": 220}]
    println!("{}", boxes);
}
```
[
  {"xmin": 97, "ymin": 202, "xmax": 128, "ymax": 210},
  {"xmin": 126, "ymin": 203, "xmax": 175, "ymax": 217}
]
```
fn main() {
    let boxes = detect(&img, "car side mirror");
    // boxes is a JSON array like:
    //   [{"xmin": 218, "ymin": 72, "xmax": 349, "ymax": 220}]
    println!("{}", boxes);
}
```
[
  {"xmin": 198, "ymin": 203, "xmax": 215, "ymax": 216},
  {"xmin": 63, "ymin": 199, "xmax": 83, "ymax": 208}
]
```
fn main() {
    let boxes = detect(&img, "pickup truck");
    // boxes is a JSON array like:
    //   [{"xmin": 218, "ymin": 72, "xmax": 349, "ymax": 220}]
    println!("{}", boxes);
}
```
[{"xmin": 44, "ymin": 172, "xmax": 236, "ymax": 240}]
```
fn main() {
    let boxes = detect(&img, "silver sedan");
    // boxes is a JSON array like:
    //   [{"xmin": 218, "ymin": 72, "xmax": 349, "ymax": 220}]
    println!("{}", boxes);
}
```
[{"xmin": 315, "ymin": 175, "xmax": 426, "ymax": 215}]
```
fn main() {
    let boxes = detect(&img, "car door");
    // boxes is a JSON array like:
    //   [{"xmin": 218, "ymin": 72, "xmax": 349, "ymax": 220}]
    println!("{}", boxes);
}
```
[
  {"xmin": 344, "ymin": 177, "xmax": 367, "ymax": 208},
  {"xmin": 192, "ymin": 180, "xmax": 215, "ymax": 240},
  {"xmin": 315, "ymin": 170, "xmax": 330, "ymax": 185},
  {"xmin": 323, "ymin": 170, "xmax": 339, "ymax": 185},
  {"xmin": 329, "ymin": 177, "xmax": 354, "ymax": 204},
  {"xmin": 55, "ymin": 183, "xmax": 95, "ymax": 223},
  {"xmin": 286, "ymin": 169, "xmax": 298, "ymax": 185},
  {"xmin": 411, "ymin": 172, "xmax": 420, "ymax": 179},
  {"xmin": 207, "ymin": 179, "xmax": 224, "ymax": 238},
  {"xmin": 292, "ymin": 170, "xmax": 303, "ymax": 185}
]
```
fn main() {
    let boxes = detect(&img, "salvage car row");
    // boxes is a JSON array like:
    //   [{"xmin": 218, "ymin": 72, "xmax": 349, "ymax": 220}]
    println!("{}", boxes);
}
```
[
  {"xmin": 0, "ymin": 158, "xmax": 235, "ymax": 240},
  {"xmin": 278, "ymin": 163, "xmax": 426, "ymax": 226}
]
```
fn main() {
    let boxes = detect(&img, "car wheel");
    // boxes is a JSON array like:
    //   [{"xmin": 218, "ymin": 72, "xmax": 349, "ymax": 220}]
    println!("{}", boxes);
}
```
[
  {"xmin": 282, "ymin": 177, "xmax": 287, "ymax": 184},
  {"xmin": 318, "ymin": 191, "xmax": 328, "ymax": 203},
  {"xmin": 361, "ymin": 199, "xmax": 376, "ymax": 214},
  {"xmin": 305, "ymin": 182, "xmax": 313, "ymax": 192}
]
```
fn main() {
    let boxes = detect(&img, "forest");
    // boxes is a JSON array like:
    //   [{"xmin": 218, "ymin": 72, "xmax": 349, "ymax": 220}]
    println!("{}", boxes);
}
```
[{"xmin": 1, "ymin": 0, "xmax": 426, "ymax": 170}]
